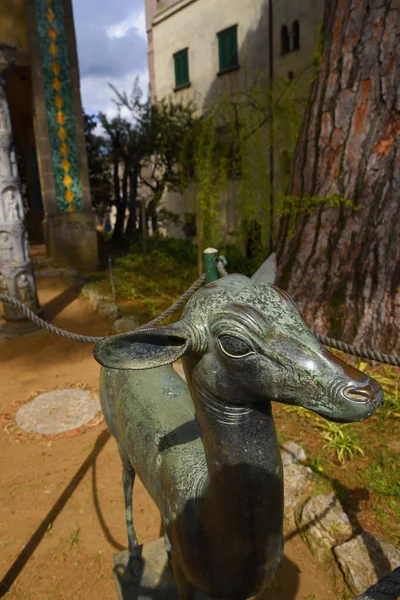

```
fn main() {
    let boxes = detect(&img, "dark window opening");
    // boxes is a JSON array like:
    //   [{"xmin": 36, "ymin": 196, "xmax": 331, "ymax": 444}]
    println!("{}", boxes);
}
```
[
  {"xmin": 183, "ymin": 213, "xmax": 197, "ymax": 238},
  {"xmin": 174, "ymin": 48, "xmax": 190, "ymax": 90},
  {"xmin": 281, "ymin": 25, "xmax": 290, "ymax": 54},
  {"xmin": 292, "ymin": 20, "xmax": 300, "ymax": 51},
  {"xmin": 218, "ymin": 25, "xmax": 239, "ymax": 74}
]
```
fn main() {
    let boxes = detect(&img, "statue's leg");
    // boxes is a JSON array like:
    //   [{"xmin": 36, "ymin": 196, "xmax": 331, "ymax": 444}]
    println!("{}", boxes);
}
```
[
  {"xmin": 120, "ymin": 454, "xmax": 141, "ymax": 575},
  {"xmin": 162, "ymin": 518, "xmax": 172, "ymax": 572}
]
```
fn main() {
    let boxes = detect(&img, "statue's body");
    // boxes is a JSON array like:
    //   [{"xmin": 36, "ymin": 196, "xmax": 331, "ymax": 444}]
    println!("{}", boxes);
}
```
[{"xmin": 95, "ymin": 258, "xmax": 383, "ymax": 600}]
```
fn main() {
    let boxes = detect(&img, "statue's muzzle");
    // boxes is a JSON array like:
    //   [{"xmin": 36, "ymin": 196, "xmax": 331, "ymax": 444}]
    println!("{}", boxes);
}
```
[{"xmin": 342, "ymin": 380, "xmax": 382, "ymax": 404}]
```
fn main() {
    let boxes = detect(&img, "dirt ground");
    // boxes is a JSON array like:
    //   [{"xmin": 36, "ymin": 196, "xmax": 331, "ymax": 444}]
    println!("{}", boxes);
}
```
[{"xmin": 0, "ymin": 275, "xmax": 338, "ymax": 600}]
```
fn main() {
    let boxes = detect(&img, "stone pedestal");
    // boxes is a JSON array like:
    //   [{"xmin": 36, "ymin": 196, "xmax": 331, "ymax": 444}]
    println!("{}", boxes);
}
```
[
  {"xmin": 113, "ymin": 538, "xmax": 208, "ymax": 600},
  {"xmin": 45, "ymin": 212, "xmax": 98, "ymax": 272},
  {"xmin": 113, "ymin": 539, "xmax": 179, "ymax": 600},
  {"xmin": 0, "ymin": 44, "xmax": 39, "ymax": 320}
]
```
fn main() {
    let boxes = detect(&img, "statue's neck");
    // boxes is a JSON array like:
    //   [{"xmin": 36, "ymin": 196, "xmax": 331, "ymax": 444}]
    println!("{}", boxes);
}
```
[{"xmin": 191, "ymin": 378, "xmax": 280, "ymax": 478}]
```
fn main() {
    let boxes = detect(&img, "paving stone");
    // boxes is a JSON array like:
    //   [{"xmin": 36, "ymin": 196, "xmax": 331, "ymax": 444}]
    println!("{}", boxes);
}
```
[
  {"xmin": 16, "ymin": 389, "xmax": 101, "ymax": 434},
  {"xmin": 334, "ymin": 532, "xmax": 400, "ymax": 596},
  {"xmin": 296, "ymin": 492, "xmax": 353, "ymax": 564},
  {"xmin": 284, "ymin": 463, "xmax": 313, "ymax": 513},
  {"xmin": 112, "ymin": 317, "xmax": 140, "ymax": 334},
  {"xmin": 281, "ymin": 440, "xmax": 307, "ymax": 466}
]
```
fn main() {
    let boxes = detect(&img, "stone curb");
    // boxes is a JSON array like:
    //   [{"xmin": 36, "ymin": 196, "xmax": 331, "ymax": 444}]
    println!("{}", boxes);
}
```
[
  {"xmin": 283, "ymin": 442, "xmax": 400, "ymax": 598},
  {"xmin": 80, "ymin": 283, "xmax": 120, "ymax": 322}
]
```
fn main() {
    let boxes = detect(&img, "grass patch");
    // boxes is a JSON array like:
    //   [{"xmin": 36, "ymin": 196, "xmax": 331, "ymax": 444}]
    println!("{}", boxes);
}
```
[{"xmin": 85, "ymin": 238, "xmax": 260, "ymax": 325}]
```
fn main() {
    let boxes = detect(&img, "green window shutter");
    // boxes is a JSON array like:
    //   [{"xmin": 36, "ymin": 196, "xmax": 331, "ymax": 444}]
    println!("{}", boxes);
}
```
[
  {"xmin": 218, "ymin": 25, "xmax": 239, "ymax": 73},
  {"xmin": 174, "ymin": 48, "xmax": 189, "ymax": 89}
]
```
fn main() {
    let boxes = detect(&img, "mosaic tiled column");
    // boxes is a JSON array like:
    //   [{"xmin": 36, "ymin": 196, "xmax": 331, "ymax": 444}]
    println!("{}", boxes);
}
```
[
  {"xmin": 0, "ymin": 44, "xmax": 40, "ymax": 321},
  {"xmin": 25, "ymin": 0, "xmax": 98, "ymax": 272}
]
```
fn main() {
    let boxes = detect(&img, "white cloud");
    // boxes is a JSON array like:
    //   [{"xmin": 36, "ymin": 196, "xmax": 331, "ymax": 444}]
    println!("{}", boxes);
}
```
[
  {"xmin": 81, "ymin": 69, "xmax": 150, "ymax": 120},
  {"xmin": 72, "ymin": 0, "xmax": 148, "ymax": 117},
  {"xmin": 106, "ymin": 8, "xmax": 146, "ymax": 42}
]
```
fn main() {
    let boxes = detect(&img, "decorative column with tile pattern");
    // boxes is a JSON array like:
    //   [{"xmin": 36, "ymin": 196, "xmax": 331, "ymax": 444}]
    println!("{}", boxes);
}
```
[
  {"xmin": 0, "ymin": 44, "xmax": 40, "ymax": 320},
  {"xmin": 25, "ymin": 0, "xmax": 98, "ymax": 272}
]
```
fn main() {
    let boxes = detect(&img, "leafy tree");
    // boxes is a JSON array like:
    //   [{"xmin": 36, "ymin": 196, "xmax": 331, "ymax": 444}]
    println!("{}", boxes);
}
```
[
  {"xmin": 83, "ymin": 112, "xmax": 112, "ymax": 214},
  {"xmin": 113, "ymin": 86, "xmax": 196, "ymax": 233}
]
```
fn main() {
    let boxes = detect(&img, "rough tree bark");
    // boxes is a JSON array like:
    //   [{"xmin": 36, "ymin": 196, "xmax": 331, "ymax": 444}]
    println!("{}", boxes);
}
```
[{"xmin": 276, "ymin": 0, "xmax": 400, "ymax": 354}]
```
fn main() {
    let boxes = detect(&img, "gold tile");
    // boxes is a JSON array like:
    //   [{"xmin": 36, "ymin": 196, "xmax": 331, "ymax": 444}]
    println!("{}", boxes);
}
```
[
  {"xmin": 47, "ymin": 26, "xmax": 57, "ymax": 41},
  {"xmin": 51, "ymin": 61, "xmax": 61, "ymax": 76},
  {"xmin": 46, "ymin": 8, "xmax": 55, "ymax": 21},
  {"xmin": 49, "ymin": 42, "xmax": 59, "ymax": 58},
  {"xmin": 62, "ymin": 158, "xmax": 71, "ymax": 172},
  {"xmin": 63, "ymin": 174, "xmax": 72, "ymax": 187},
  {"xmin": 52, "ymin": 78, "xmax": 62, "ymax": 92},
  {"xmin": 60, "ymin": 143, "xmax": 69, "ymax": 156},
  {"xmin": 56, "ymin": 110, "xmax": 65, "ymax": 125},
  {"xmin": 58, "ymin": 127, "xmax": 67, "ymax": 141}
]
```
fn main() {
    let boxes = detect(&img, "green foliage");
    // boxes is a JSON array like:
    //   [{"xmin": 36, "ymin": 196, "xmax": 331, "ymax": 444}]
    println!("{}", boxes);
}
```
[
  {"xmin": 316, "ymin": 421, "xmax": 365, "ymax": 464},
  {"xmin": 278, "ymin": 193, "xmax": 358, "ymax": 238},
  {"xmin": 180, "ymin": 69, "xmax": 309, "ymax": 253},
  {"xmin": 83, "ymin": 112, "xmax": 112, "ymax": 212}
]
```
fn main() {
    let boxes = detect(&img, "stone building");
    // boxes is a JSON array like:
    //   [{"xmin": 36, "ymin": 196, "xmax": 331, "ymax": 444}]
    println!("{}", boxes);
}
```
[
  {"xmin": 0, "ymin": 0, "xmax": 97, "ymax": 272},
  {"xmin": 144, "ymin": 0, "xmax": 325, "ymax": 242}
]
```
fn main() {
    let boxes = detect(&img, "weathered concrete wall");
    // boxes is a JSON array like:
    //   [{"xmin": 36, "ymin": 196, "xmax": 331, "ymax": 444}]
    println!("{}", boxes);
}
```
[
  {"xmin": 152, "ymin": 0, "xmax": 269, "ymax": 111},
  {"xmin": 146, "ymin": 0, "xmax": 325, "ymax": 241}
]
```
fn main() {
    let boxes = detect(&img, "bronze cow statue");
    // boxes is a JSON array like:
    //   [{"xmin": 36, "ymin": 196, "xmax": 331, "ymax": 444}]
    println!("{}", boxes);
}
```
[{"xmin": 94, "ymin": 255, "xmax": 383, "ymax": 600}]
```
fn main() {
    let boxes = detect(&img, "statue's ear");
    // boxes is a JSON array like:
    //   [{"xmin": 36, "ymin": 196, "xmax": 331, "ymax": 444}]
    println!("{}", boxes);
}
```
[
  {"xmin": 93, "ymin": 323, "xmax": 192, "ymax": 370},
  {"xmin": 251, "ymin": 253, "xmax": 277, "ymax": 284}
]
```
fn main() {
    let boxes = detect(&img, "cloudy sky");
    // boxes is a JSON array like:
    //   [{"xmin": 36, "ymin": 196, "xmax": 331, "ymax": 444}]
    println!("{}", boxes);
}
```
[{"xmin": 71, "ymin": 0, "xmax": 149, "ymax": 119}]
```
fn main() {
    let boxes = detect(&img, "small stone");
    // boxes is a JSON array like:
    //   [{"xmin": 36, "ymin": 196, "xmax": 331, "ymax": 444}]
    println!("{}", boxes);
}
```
[
  {"xmin": 281, "ymin": 441, "xmax": 307, "ymax": 466},
  {"xmin": 334, "ymin": 532, "xmax": 400, "ymax": 596},
  {"xmin": 296, "ymin": 493, "xmax": 353, "ymax": 564},
  {"xmin": 97, "ymin": 301, "xmax": 119, "ymax": 322},
  {"xmin": 284, "ymin": 463, "xmax": 313, "ymax": 513},
  {"xmin": 112, "ymin": 317, "xmax": 140, "ymax": 334}
]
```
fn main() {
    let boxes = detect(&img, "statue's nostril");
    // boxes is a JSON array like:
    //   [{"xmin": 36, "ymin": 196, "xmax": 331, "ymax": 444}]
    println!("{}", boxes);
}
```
[{"xmin": 342, "ymin": 386, "xmax": 372, "ymax": 403}]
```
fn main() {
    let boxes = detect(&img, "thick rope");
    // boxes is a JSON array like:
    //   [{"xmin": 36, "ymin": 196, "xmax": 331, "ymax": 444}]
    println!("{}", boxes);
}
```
[
  {"xmin": 355, "ymin": 566, "xmax": 400, "ymax": 599},
  {"xmin": 0, "ymin": 274, "xmax": 205, "ymax": 345},
  {"xmin": 216, "ymin": 256, "xmax": 229, "ymax": 278},
  {"xmin": 1, "ymin": 270, "xmax": 399, "ymax": 367},
  {"xmin": 315, "ymin": 333, "xmax": 400, "ymax": 368}
]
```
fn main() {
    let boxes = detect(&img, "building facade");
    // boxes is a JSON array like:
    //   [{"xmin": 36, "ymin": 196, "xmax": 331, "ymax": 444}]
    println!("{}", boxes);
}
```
[
  {"xmin": 144, "ymin": 0, "xmax": 325, "ymax": 243},
  {"xmin": 0, "ymin": 0, "xmax": 97, "ymax": 271}
]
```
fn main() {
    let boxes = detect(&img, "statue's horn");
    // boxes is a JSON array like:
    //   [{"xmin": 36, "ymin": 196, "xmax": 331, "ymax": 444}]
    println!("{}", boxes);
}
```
[{"xmin": 251, "ymin": 253, "xmax": 277, "ymax": 284}]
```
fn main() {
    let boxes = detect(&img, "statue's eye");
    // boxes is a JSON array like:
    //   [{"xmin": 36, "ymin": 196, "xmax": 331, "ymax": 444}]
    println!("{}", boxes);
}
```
[{"xmin": 218, "ymin": 335, "xmax": 254, "ymax": 358}]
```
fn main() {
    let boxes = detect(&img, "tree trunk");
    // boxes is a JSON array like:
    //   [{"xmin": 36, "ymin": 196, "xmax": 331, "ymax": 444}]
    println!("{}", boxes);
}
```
[
  {"xmin": 276, "ymin": 0, "xmax": 400, "ymax": 354},
  {"xmin": 148, "ymin": 198, "xmax": 158, "ymax": 234},
  {"xmin": 112, "ymin": 160, "xmax": 128, "ymax": 244},
  {"xmin": 125, "ymin": 164, "xmax": 139, "ymax": 243}
]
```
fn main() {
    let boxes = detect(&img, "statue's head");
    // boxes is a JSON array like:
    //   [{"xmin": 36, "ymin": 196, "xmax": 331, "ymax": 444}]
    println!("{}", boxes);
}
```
[{"xmin": 94, "ymin": 255, "xmax": 383, "ymax": 423}]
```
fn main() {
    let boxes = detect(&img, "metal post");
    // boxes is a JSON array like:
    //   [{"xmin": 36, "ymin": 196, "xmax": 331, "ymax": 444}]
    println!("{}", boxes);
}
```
[
  {"xmin": 203, "ymin": 248, "xmax": 219, "ymax": 284},
  {"xmin": 0, "ymin": 44, "xmax": 40, "ymax": 320}
]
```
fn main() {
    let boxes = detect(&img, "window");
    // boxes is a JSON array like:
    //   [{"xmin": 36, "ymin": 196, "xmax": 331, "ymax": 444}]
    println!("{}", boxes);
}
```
[
  {"xmin": 174, "ymin": 48, "xmax": 190, "ymax": 89},
  {"xmin": 281, "ymin": 21, "xmax": 300, "ymax": 54},
  {"xmin": 292, "ymin": 20, "xmax": 300, "ymax": 50},
  {"xmin": 281, "ymin": 25, "xmax": 290, "ymax": 54},
  {"xmin": 217, "ymin": 25, "xmax": 239, "ymax": 74}
]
